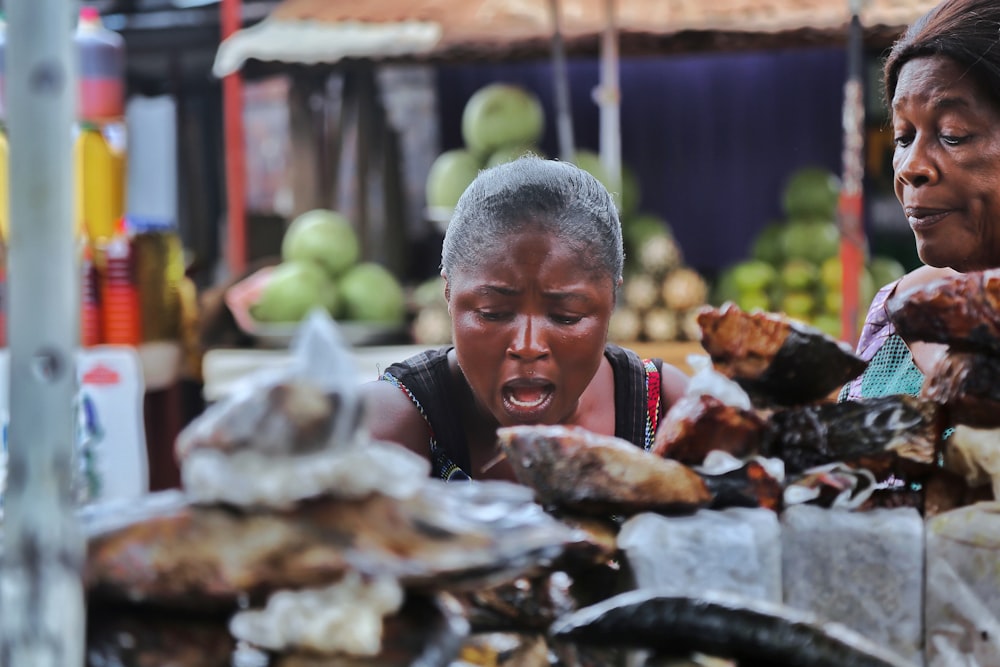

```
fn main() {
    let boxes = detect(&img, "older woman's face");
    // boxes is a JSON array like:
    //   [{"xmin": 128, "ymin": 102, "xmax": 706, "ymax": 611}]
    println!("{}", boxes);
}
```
[
  {"xmin": 445, "ymin": 227, "xmax": 615, "ymax": 428},
  {"xmin": 892, "ymin": 55, "xmax": 1000, "ymax": 271}
]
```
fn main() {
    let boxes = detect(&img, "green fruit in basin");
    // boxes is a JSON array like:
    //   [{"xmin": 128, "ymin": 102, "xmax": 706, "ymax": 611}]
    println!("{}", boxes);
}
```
[
  {"xmin": 281, "ymin": 209, "xmax": 359, "ymax": 279},
  {"xmin": 251, "ymin": 261, "xmax": 334, "ymax": 323},
  {"xmin": 338, "ymin": 262, "xmax": 406, "ymax": 324}
]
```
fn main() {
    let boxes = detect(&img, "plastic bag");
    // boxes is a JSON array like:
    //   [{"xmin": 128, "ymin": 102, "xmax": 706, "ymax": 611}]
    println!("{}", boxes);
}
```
[
  {"xmin": 175, "ymin": 310, "xmax": 429, "ymax": 508},
  {"xmin": 177, "ymin": 310, "xmax": 365, "ymax": 460},
  {"xmin": 685, "ymin": 354, "xmax": 752, "ymax": 409}
]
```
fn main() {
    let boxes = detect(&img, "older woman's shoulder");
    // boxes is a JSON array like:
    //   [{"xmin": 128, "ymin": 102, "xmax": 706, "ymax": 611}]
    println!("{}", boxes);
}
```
[{"xmin": 895, "ymin": 265, "xmax": 960, "ymax": 294}]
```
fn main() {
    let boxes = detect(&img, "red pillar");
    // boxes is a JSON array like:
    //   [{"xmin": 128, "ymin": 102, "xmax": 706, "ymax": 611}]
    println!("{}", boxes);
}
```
[{"xmin": 221, "ymin": 0, "xmax": 246, "ymax": 276}]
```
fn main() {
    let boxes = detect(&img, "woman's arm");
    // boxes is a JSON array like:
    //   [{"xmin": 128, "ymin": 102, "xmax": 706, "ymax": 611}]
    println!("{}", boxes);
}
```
[
  {"xmin": 359, "ymin": 380, "xmax": 433, "ymax": 462},
  {"xmin": 659, "ymin": 361, "xmax": 690, "ymax": 415}
]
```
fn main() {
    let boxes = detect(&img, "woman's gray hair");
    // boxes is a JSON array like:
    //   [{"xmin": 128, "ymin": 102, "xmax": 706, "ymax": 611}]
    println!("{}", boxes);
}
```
[{"xmin": 441, "ymin": 155, "xmax": 624, "ymax": 285}]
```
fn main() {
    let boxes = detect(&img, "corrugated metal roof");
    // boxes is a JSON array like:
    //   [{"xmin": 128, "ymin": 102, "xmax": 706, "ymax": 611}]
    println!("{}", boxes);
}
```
[{"xmin": 214, "ymin": 0, "xmax": 939, "ymax": 76}]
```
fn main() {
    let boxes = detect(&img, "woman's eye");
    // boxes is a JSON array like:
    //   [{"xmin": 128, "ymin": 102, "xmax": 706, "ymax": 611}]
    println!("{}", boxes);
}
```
[
  {"xmin": 552, "ymin": 314, "xmax": 583, "ymax": 325},
  {"xmin": 940, "ymin": 134, "xmax": 966, "ymax": 146},
  {"xmin": 478, "ymin": 311, "xmax": 510, "ymax": 322},
  {"xmin": 893, "ymin": 135, "xmax": 912, "ymax": 148}
]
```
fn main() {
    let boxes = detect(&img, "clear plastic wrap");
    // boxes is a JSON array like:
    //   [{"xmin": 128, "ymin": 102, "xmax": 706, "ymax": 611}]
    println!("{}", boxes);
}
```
[{"xmin": 174, "ymin": 310, "xmax": 429, "ymax": 508}]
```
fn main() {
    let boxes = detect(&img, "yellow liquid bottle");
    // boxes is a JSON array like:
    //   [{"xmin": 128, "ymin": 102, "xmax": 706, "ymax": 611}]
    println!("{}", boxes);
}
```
[{"xmin": 75, "ymin": 121, "xmax": 125, "ymax": 244}]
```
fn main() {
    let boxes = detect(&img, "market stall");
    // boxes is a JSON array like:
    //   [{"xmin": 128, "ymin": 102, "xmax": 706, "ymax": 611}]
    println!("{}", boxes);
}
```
[{"xmin": 10, "ymin": 0, "xmax": 1000, "ymax": 664}]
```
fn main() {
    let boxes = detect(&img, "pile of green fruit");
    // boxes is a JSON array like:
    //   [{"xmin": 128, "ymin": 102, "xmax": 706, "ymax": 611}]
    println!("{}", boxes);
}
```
[
  {"xmin": 713, "ymin": 167, "xmax": 905, "ymax": 338},
  {"xmin": 425, "ymin": 82, "xmax": 547, "ymax": 218},
  {"xmin": 425, "ymin": 82, "xmax": 642, "ymax": 221},
  {"xmin": 249, "ymin": 208, "xmax": 406, "ymax": 326}
]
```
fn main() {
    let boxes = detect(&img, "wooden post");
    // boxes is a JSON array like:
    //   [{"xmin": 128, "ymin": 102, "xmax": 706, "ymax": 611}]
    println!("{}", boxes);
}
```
[
  {"xmin": 548, "ymin": 0, "xmax": 575, "ymax": 163},
  {"xmin": 598, "ymin": 0, "xmax": 622, "ymax": 205},
  {"xmin": 838, "ymin": 0, "xmax": 868, "ymax": 345},
  {"xmin": 288, "ymin": 74, "xmax": 324, "ymax": 218},
  {"xmin": 222, "ymin": 0, "xmax": 246, "ymax": 276}
]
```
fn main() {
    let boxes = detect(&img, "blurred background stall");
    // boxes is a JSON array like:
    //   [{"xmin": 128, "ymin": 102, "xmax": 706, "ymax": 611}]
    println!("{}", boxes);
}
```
[{"xmin": 0, "ymin": 0, "xmax": 936, "ymax": 490}]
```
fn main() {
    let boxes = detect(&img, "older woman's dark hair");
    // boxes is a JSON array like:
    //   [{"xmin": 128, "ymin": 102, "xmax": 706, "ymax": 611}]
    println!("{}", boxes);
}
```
[
  {"xmin": 441, "ymin": 155, "xmax": 624, "ymax": 285},
  {"xmin": 884, "ymin": 0, "xmax": 1000, "ymax": 109}
]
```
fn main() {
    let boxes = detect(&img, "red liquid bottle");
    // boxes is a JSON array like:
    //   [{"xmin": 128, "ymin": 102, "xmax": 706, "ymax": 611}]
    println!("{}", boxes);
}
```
[
  {"xmin": 100, "ymin": 227, "xmax": 141, "ymax": 346},
  {"xmin": 81, "ymin": 244, "xmax": 102, "ymax": 346},
  {"xmin": 75, "ymin": 7, "xmax": 125, "ymax": 124}
]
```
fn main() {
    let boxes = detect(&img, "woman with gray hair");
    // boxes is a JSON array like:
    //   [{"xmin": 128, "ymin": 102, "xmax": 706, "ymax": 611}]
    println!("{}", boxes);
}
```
[{"xmin": 363, "ymin": 156, "xmax": 688, "ymax": 481}]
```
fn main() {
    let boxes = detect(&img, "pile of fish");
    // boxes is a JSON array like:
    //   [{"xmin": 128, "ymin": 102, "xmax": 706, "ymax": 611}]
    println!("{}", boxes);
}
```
[
  {"xmin": 497, "ymin": 302, "xmax": 946, "ymax": 518},
  {"xmin": 79, "ymin": 289, "xmax": 1000, "ymax": 665},
  {"xmin": 82, "ymin": 315, "xmax": 612, "ymax": 666},
  {"xmin": 889, "ymin": 269, "xmax": 1000, "ymax": 429}
]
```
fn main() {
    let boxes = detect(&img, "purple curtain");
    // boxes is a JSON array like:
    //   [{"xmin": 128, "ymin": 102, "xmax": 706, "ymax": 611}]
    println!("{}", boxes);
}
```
[{"xmin": 435, "ymin": 47, "xmax": 848, "ymax": 275}]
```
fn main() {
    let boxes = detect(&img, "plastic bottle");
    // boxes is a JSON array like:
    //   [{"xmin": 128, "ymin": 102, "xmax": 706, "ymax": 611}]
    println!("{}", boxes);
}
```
[
  {"xmin": 80, "ymin": 244, "xmax": 102, "ymax": 346},
  {"xmin": 99, "ymin": 222, "xmax": 141, "ymax": 346},
  {"xmin": 129, "ymin": 217, "xmax": 184, "ymax": 342},
  {"xmin": 75, "ymin": 121, "xmax": 125, "ymax": 244},
  {"xmin": 75, "ymin": 7, "xmax": 125, "ymax": 123}
]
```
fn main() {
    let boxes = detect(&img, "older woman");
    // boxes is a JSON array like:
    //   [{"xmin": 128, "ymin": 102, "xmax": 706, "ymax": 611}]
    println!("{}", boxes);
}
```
[
  {"xmin": 362, "ymin": 156, "xmax": 689, "ymax": 481},
  {"xmin": 843, "ymin": 0, "xmax": 1000, "ymax": 400}
]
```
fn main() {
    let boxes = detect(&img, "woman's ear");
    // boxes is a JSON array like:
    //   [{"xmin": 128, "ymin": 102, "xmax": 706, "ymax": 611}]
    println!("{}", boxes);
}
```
[{"xmin": 442, "ymin": 271, "xmax": 451, "ymax": 314}]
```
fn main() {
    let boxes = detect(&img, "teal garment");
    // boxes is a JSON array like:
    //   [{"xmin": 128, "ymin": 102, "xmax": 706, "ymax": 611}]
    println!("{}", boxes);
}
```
[
  {"xmin": 839, "ymin": 333, "xmax": 955, "ymax": 440},
  {"xmin": 853, "ymin": 333, "xmax": 924, "ymax": 399}
]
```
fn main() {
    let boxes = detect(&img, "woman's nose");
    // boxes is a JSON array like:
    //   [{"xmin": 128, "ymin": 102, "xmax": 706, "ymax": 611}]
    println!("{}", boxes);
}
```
[
  {"xmin": 895, "ymin": 138, "xmax": 939, "ymax": 188},
  {"xmin": 508, "ymin": 316, "xmax": 549, "ymax": 359}
]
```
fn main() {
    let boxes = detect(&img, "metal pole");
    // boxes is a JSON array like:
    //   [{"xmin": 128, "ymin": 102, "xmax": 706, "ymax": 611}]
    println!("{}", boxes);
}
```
[
  {"xmin": 1, "ymin": 0, "xmax": 85, "ymax": 663},
  {"xmin": 548, "ymin": 0, "xmax": 575, "ymax": 162},
  {"xmin": 598, "ymin": 0, "xmax": 622, "ymax": 206},
  {"xmin": 838, "ymin": 0, "xmax": 867, "ymax": 345}
]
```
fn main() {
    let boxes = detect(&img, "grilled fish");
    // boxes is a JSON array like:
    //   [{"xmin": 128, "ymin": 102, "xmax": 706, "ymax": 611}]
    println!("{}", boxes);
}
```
[
  {"xmin": 762, "ymin": 395, "xmax": 939, "ymax": 474},
  {"xmin": 697, "ymin": 303, "xmax": 867, "ymax": 406},
  {"xmin": 496, "ymin": 425, "xmax": 712, "ymax": 517},
  {"xmin": 84, "ymin": 481, "xmax": 601, "ymax": 607},
  {"xmin": 921, "ymin": 351, "xmax": 1000, "ymax": 428},
  {"xmin": 548, "ymin": 589, "xmax": 914, "ymax": 667},
  {"xmin": 652, "ymin": 394, "xmax": 768, "ymax": 464},
  {"xmin": 887, "ymin": 268, "xmax": 1000, "ymax": 354}
]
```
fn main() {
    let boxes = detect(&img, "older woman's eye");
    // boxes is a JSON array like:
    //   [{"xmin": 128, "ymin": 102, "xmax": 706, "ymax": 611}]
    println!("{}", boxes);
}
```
[
  {"xmin": 551, "ymin": 314, "xmax": 583, "ymax": 325},
  {"xmin": 892, "ymin": 134, "xmax": 913, "ymax": 148},
  {"xmin": 940, "ymin": 134, "xmax": 967, "ymax": 146}
]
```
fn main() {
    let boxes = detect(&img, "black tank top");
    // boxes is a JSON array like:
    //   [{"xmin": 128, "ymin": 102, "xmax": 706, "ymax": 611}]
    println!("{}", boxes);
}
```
[{"xmin": 379, "ymin": 344, "xmax": 663, "ymax": 481}]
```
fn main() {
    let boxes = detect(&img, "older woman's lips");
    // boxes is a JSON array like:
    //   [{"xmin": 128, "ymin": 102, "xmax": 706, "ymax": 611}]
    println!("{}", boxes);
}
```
[{"xmin": 906, "ymin": 207, "xmax": 953, "ymax": 230}]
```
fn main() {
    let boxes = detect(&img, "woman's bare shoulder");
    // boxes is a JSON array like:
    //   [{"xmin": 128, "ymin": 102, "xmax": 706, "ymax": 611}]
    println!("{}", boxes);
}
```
[
  {"xmin": 360, "ymin": 379, "xmax": 433, "ymax": 459},
  {"xmin": 895, "ymin": 265, "xmax": 959, "ymax": 294}
]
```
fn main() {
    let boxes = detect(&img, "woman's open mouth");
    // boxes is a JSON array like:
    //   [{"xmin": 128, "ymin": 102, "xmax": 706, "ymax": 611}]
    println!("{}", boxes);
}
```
[{"xmin": 501, "ymin": 380, "xmax": 555, "ymax": 421}]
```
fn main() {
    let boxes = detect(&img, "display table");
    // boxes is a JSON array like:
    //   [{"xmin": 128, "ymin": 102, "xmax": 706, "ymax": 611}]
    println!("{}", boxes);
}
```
[{"xmin": 202, "ymin": 341, "xmax": 708, "ymax": 404}]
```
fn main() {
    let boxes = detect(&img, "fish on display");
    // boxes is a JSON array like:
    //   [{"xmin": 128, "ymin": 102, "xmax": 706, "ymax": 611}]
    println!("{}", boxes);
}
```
[
  {"xmin": 697, "ymin": 303, "xmax": 867, "ymax": 406},
  {"xmin": 697, "ymin": 456, "xmax": 784, "ymax": 512},
  {"xmin": 921, "ymin": 351, "xmax": 1000, "ymax": 428},
  {"xmin": 548, "ymin": 589, "xmax": 914, "ymax": 667},
  {"xmin": 83, "ymin": 480, "xmax": 605, "ymax": 608},
  {"xmin": 496, "ymin": 424, "xmax": 713, "ymax": 517},
  {"xmin": 762, "ymin": 394, "xmax": 940, "ymax": 475},
  {"xmin": 651, "ymin": 393, "xmax": 768, "ymax": 464},
  {"xmin": 887, "ymin": 268, "xmax": 1000, "ymax": 355}
]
